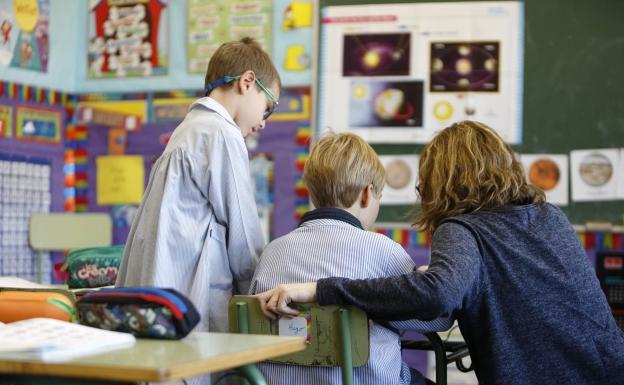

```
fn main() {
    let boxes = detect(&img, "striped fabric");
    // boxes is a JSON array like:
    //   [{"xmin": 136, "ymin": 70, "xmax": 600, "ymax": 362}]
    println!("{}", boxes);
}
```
[{"xmin": 250, "ymin": 218, "xmax": 452, "ymax": 385}]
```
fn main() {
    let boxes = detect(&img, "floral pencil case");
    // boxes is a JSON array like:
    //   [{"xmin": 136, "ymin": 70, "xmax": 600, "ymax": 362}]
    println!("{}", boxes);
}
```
[{"xmin": 77, "ymin": 287, "xmax": 200, "ymax": 339}]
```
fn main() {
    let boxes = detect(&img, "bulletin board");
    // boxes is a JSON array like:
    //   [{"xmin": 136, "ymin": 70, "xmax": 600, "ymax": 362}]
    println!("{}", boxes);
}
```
[
  {"xmin": 0, "ymin": 98, "xmax": 65, "ymax": 283},
  {"xmin": 319, "ymin": 0, "xmax": 624, "ymax": 225}
]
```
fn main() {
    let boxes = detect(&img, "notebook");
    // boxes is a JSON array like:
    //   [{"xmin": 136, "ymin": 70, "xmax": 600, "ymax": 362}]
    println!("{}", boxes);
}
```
[{"xmin": 0, "ymin": 318, "xmax": 135, "ymax": 362}]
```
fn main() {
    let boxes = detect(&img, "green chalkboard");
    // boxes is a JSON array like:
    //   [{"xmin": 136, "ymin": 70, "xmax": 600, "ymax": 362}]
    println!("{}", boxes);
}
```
[{"xmin": 319, "ymin": 0, "xmax": 624, "ymax": 225}]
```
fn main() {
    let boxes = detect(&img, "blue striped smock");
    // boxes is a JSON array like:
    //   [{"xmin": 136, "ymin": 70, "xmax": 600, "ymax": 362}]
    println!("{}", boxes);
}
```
[{"xmin": 250, "ymin": 215, "xmax": 452, "ymax": 385}]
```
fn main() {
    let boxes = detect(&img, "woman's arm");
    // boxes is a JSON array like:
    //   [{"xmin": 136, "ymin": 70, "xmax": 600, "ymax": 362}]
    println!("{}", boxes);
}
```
[
  {"xmin": 257, "ymin": 221, "xmax": 481, "ymax": 320},
  {"xmin": 316, "ymin": 221, "xmax": 481, "ymax": 320}
]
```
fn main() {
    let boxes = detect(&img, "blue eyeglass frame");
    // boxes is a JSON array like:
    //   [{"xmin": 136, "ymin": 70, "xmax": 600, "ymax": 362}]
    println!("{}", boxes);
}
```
[{"xmin": 205, "ymin": 75, "xmax": 278, "ymax": 120}]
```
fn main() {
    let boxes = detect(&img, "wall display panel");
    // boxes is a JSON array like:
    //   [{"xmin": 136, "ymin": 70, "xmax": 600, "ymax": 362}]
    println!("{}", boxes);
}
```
[
  {"xmin": 273, "ymin": 0, "xmax": 314, "ymax": 86},
  {"xmin": 0, "ymin": 154, "xmax": 52, "ymax": 283},
  {"xmin": 187, "ymin": 0, "xmax": 272, "ymax": 74},
  {"xmin": 0, "ymin": 0, "xmax": 50, "ymax": 73},
  {"xmin": 318, "ymin": 1, "xmax": 523, "ymax": 143},
  {"xmin": 87, "ymin": 0, "xmax": 169, "ymax": 78}
]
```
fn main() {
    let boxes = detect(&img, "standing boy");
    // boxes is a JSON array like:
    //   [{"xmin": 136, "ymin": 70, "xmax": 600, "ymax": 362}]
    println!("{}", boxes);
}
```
[
  {"xmin": 250, "ymin": 133, "xmax": 451, "ymax": 385},
  {"xmin": 117, "ymin": 37, "xmax": 281, "ymax": 337}
]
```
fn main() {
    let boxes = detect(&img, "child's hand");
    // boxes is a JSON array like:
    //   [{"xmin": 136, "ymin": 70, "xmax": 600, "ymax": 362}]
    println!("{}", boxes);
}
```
[{"xmin": 255, "ymin": 282, "xmax": 317, "ymax": 320}]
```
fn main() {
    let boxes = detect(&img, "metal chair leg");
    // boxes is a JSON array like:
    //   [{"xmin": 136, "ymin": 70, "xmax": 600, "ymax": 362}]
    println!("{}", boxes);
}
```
[
  {"xmin": 424, "ymin": 332, "xmax": 447, "ymax": 385},
  {"xmin": 338, "ymin": 308, "xmax": 354, "ymax": 385}
]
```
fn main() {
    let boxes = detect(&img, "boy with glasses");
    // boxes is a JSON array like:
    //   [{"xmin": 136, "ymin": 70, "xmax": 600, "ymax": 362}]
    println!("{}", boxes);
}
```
[{"xmin": 117, "ymin": 37, "xmax": 281, "ymax": 346}]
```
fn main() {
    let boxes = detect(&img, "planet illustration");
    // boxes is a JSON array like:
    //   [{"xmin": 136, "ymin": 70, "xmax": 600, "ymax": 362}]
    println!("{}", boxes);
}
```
[
  {"xmin": 385, "ymin": 159, "xmax": 412, "ymax": 189},
  {"xmin": 528, "ymin": 158, "xmax": 560, "ymax": 191},
  {"xmin": 433, "ymin": 101, "xmax": 453, "ymax": 121},
  {"xmin": 579, "ymin": 153, "xmax": 613, "ymax": 186},
  {"xmin": 374, "ymin": 88, "xmax": 415, "ymax": 121}
]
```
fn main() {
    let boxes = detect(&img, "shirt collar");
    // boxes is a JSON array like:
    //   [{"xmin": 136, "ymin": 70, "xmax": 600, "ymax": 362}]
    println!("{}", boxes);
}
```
[
  {"xmin": 190, "ymin": 97, "xmax": 238, "ymax": 128},
  {"xmin": 298, "ymin": 207, "xmax": 364, "ymax": 230}
]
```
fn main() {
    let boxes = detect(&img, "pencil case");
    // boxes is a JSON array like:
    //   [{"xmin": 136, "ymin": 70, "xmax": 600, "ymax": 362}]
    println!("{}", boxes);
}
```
[
  {"xmin": 62, "ymin": 246, "xmax": 124, "ymax": 289},
  {"xmin": 0, "ymin": 288, "xmax": 77, "ymax": 323},
  {"xmin": 76, "ymin": 287, "xmax": 200, "ymax": 339}
]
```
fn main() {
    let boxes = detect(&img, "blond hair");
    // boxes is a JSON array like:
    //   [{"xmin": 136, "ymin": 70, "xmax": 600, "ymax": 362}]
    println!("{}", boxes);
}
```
[
  {"xmin": 204, "ymin": 37, "xmax": 281, "ymax": 91},
  {"xmin": 413, "ymin": 120, "xmax": 545, "ymax": 231},
  {"xmin": 304, "ymin": 132, "xmax": 385, "ymax": 208}
]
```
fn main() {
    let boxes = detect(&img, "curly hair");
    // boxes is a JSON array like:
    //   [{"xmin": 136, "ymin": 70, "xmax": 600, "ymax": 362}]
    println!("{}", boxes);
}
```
[{"xmin": 413, "ymin": 120, "xmax": 545, "ymax": 232}]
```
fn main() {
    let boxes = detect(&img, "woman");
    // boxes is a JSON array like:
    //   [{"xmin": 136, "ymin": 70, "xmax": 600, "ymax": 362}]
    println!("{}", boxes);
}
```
[{"xmin": 257, "ymin": 121, "xmax": 624, "ymax": 385}]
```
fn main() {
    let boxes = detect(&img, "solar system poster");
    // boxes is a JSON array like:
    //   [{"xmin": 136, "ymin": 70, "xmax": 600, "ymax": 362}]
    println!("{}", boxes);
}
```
[
  {"xmin": 318, "ymin": 1, "xmax": 523, "ymax": 144},
  {"xmin": 521, "ymin": 154, "xmax": 568, "ymax": 206},
  {"xmin": 570, "ymin": 149, "xmax": 620, "ymax": 202}
]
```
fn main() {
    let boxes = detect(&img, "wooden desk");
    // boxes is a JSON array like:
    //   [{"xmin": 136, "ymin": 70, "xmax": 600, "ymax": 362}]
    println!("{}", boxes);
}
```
[{"xmin": 0, "ymin": 332, "xmax": 305, "ymax": 385}]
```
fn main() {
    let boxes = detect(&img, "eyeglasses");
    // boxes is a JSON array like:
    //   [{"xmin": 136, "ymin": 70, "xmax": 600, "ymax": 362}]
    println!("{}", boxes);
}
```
[{"xmin": 205, "ymin": 75, "xmax": 279, "ymax": 120}]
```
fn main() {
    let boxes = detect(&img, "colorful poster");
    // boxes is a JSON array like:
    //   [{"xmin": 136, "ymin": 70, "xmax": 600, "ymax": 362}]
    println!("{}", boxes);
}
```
[
  {"xmin": 0, "ymin": 104, "xmax": 12, "ymax": 137},
  {"xmin": 273, "ymin": 0, "xmax": 313, "ymax": 86},
  {"xmin": 96, "ymin": 155, "xmax": 144, "ymax": 205},
  {"xmin": 15, "ymin": 105, "xmax": 61, "ymax": 143},
  {"xmin": 187, "ymin": 0, "xmax": 272, "ymax": 74},
  {"xmin": 0, "ymin": 0, "xmax": 50, "ymax": 72},
  {"xmin": 318, "ymin": 2, "xmax": 524, "ymax": 144},
  {"xmin": 88, "ymin": 0, "xmax": 169, "ymax": 78}
]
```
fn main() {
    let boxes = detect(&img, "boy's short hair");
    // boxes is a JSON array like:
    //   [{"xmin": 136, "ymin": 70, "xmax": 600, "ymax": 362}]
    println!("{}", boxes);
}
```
[
  {"xmin": 303, "ymin": 132, "xmax": 385, "ymax": 208},
  {"xmin": 204, "ymin": 37, "xmax": 281, "ymax": 91}
]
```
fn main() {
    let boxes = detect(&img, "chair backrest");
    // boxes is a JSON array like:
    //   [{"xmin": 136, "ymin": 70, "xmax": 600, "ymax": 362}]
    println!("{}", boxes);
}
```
[
  {"xmin": 595, "ymin": 250, "xmax": 624, "ymax": 330},
  {"xmin": 29, "ymin": 213, "xmax": 112, "ymax": 251},
  {"xmin": 228, "ymin": 295, "xmax": 370, "ymax": 368}
]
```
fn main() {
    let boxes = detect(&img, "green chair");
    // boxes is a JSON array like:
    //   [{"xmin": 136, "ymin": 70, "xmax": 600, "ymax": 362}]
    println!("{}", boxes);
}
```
[{"xmin": 228, "ymin": 295, "xmax": 369, "ymax": 385}]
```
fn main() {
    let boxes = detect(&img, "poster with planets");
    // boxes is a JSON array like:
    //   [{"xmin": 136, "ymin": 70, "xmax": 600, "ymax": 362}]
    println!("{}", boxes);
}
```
[
  {"xmin": 570, "ymin": 149, "xmax": 620, "ymax": 202},
  {"xmin": 520, "ymin": 154, "xmax": 568, "ymax": 206},
  {"xmin": 317, "ymin": 2, "xmax": 523, "ymax": 144},
  {"xmin": 379, "ymin": 154, "xmax": 419, "ymax": 205}
]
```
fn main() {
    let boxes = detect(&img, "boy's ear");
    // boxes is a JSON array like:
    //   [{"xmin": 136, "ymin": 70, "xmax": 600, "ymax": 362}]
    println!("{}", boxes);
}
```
[
  {"xmin": 360, "ymin": 184, "xmax": 373, "ymax": 208},
  {"xmin": 238, "ymin": 70, "xmax": 256, "ymax": 93}
]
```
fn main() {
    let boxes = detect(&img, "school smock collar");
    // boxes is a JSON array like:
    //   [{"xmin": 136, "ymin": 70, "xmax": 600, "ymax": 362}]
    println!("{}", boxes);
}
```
[
  {"xmin": 298, "ymin": 207, "xmax": 363, "ymax": 230},
  {"xmin": 190, "ymin": 97, "xmax": 238, "ymax": 128}
]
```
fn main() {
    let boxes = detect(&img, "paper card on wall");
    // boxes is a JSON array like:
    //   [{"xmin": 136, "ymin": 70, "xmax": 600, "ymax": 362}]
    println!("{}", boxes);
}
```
[
  {"xmin": 618, "ymin": 149, "xmax": 624, "ymax": 200},
  {"xmin": 285, "ymin": 1, "xmax": 313, "ymax": 29},
  {"xmin": 379, "ymin": 155, "xmax": 419, "ymax": 205},
  {"xmin": 108, "ymin": 128, "xmax": 127, "ymax": 155},
  {"xmin": 0, "ymin": 105, "xmax": 12, "ymax": 137},
  {"xmin": 520, "ymin": 154, "xmax": 568, "ymax": 206},
  {"xmin": 284, "ymin": 45, "xmax": 307, "ymax": 71},
  {"xmin": 278, "ymin": 311, "xmax": 311, "ymax": 343},
  {"xmin": 78, "ymin": 107, "xmax": 141, "ymax": 132},
  {"xmin": 96, "ymin": 156, "xmax": 144, "ymax": 205},
  {"xmin": 570, "ymin": 149, "xmax": 620, "ymax": 202}
]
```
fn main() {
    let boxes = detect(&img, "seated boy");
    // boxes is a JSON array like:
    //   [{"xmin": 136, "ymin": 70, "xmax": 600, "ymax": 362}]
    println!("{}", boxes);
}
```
[{"xmin": 249, "ymin": 132, "xmax": 452, "ymax": 385}]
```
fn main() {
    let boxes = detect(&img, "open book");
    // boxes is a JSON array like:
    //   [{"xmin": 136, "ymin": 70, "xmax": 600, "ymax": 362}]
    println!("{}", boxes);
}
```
[{"xmin": 0, "ymin": 318, "xmax": 135, "ymax": 362}]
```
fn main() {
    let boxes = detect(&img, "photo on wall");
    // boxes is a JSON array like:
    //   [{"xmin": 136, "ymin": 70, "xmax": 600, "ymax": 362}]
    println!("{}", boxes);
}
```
[
  {"xmin": 520, "ymin": 154, "xmax": 568, "ymax": 206},
  {"xmin": 430, "ymin": 41, "xmax": 499, "ymax": 92},
  {"xmin": 570, "ymin": 148, "xmax": 620, "ymax": 202},
  {"xmin": 343, "ymin": 33, "xmax": 411, "ymax": 77},
  {"xmin": 379, "ymin": 155, "xmax": 419, "ymax": 205},
  {"xmin": 349, "ymin": 80, "xmax": 423, "ymax": 128}
]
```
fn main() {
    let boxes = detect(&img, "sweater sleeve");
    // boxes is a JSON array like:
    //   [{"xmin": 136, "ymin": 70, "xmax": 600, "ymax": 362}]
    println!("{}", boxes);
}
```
[{"xmin": 317, "ymin": 221, "xmax": 481, "ymax": 320}]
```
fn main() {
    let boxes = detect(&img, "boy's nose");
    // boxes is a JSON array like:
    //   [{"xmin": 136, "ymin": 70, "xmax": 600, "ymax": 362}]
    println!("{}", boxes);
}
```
[{"xmin": 258, "ymin": 120, "xmax": 266, "ymax": 129}]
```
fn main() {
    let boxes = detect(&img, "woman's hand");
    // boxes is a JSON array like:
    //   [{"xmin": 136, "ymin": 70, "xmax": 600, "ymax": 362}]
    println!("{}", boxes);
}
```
[{"xmin": 255, "ymin": 282, "xmax": 318, "ymax": 319}]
